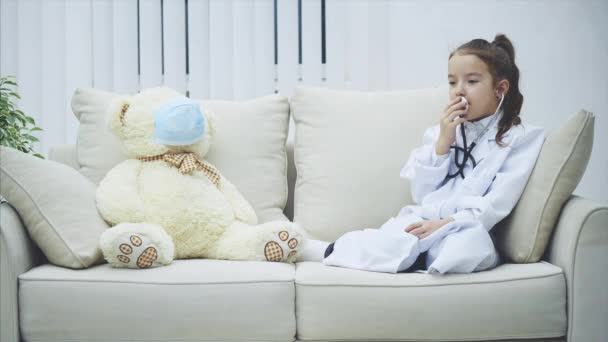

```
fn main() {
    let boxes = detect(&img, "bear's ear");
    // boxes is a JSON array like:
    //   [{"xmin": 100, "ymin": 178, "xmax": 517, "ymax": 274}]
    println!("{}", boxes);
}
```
[{"xmin": 106, "ymin": 96, "xmax": 132, "ymax": 137}]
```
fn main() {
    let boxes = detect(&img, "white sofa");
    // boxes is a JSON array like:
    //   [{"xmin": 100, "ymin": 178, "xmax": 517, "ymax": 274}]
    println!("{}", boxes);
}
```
[{"xmin": 1, "ymin": 86, "xmax": 607, "ymax": 342}]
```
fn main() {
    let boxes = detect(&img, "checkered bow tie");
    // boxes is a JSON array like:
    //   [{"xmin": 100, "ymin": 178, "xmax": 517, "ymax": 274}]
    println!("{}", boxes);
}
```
[{"xmin": 138, "ymin": 152, "xmax": 221, "ymax": 186}]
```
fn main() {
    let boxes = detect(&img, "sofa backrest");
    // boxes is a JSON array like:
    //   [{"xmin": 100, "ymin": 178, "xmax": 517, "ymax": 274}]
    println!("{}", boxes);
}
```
[
  {"xmin": 48, "ymin": 141, "xmax": 300, "ymax": 222},
  {"xmin": 53, "ymin": 85, "xmax": 594, "ymax": 264}
]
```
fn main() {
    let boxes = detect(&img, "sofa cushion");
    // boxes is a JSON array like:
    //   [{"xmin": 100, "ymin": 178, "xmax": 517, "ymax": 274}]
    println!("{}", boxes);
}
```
[
  {"xmin": 19, "ymin": 260, "xmax": 296, "ymax": 341},
  {"xmin": 0, "ymin": 147, "xmax": 107, "ymax": 268},
  {"xmin": 494, "ymin": 110, "xmax": 594, "ymax": 263},
  {"xmin": 290, "ymin": 86, "xmax": 446, "ymax": 241},
  {"xmin": 71, "ymin": 88, "xmax": 291, "ymax": 222},
  {"xmin": 295, "ymin": 262, "xmax": 566, "ymax": 341}
]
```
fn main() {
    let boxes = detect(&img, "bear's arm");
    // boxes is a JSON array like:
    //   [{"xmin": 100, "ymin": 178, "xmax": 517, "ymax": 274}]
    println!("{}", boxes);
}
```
[
  {"xmin": 96, "ymin": 160, "xmax": 146, "ymax": 225},
  {"xmin": 218, "ymin": 175, "xmax": 258, "ymax": 225}
]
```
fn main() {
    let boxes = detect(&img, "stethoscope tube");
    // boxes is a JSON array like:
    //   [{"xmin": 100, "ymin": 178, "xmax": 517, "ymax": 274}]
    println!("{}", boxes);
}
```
[{"xmin": 446, "ymin": 124, "xmax": 477, "ymax": 180}]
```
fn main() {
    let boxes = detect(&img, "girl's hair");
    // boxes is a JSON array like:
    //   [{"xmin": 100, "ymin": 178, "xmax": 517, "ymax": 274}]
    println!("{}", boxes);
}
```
[{"xmin": 450, "ymin": 34, "xmax": 522, "ymax": 146}]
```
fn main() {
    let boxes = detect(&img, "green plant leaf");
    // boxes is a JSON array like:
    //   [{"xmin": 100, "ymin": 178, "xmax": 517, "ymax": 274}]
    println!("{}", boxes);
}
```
[
  {"xmin": 0, "ymin": 77, "xmax": 43, "ymax": 157},
  {"xmin": 15, "ymin": 118, "xmax": 26, "ymax": 129},
  {"xmin": 24, "ymin": 134, "xmax": 39, "ymax": 142}
]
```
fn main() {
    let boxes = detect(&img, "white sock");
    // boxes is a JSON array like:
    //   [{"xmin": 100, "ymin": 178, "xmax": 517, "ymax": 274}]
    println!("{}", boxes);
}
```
[{"xmin": 297, "ymin": 239, "xmax": 330, "ymax": 262}]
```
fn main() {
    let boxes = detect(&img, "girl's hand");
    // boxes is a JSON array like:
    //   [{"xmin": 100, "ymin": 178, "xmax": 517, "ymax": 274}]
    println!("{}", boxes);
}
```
[
  {"xmin": 436, "ymin": 98, "xmax": 468, "ymax": 155},
  {"xmin": 404, "ymin": 218, "xmax": 454, "ymax": 239}
]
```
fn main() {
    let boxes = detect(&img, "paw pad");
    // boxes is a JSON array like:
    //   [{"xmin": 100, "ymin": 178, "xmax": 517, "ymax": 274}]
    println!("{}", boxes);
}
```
[
  {"xmin": 115, "ymin": 234, "xmax": 158, "ymax": 269},
  {"xmin": 264, "ymin": 241, "xmax": 284, "ymax": 262},
  {"xmin": 137, "ymin": 247, "xmax": 158, "ymax": 268},
  {"xmin": 119, "ymin": 243, "xmax": 133, "ymax": 254},
  {"xmin": 130, "ymin": 235, "xmax": 142, "ymax": 246},
  {"xmin": 117, "ymin": 255, "xmax": 130, "ymax": 263},
  {"xmin": 264, "ymin": 230, "xmax": 299, "ymax": 262}
]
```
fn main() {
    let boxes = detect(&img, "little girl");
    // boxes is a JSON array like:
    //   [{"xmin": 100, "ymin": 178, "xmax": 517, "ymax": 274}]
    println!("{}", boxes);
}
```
[{"xmin": 300, "ymin": 34, "xmax": 545, "ymax": 274}]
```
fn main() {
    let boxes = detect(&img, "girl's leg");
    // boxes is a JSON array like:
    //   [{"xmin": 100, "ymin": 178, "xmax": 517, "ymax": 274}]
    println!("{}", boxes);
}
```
[
  {"xmin": 425, "ymin": 225, "xmax": 499, "ymax": 274},
  {"xmin": 322, "ymin": 215, "xmax": 422, "ymax": 273}
]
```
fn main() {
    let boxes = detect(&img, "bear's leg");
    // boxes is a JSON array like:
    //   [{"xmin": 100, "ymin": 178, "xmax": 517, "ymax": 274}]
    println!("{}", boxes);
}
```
[
  {"xmin": 100, "ymin": 223, "xmax": 175, "ymax": 269},
  {"xmin": 204, "ymin": 221, "xmax": 303, "ymax": 263}
]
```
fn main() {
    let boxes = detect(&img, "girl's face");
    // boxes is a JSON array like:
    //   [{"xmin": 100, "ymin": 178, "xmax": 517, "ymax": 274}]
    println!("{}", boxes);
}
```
[{"xmin": 448, "ymin": 54, "xmax": 506, "ymax": 122}]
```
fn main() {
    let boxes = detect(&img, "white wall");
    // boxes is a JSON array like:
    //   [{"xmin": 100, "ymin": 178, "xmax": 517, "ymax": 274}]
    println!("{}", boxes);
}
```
[
  {"xmin": 380, "ymin": 0, "xmax": 608, "ymax": 203},
  {"xmin": 1, "ymin": 0, "xmax": 606, "ymax": 203}
]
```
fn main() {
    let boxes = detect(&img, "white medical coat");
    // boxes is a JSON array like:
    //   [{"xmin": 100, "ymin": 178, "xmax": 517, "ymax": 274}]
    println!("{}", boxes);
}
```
[{"xmin": 323, "ymin": 113, "xmax": 545, "ymax": 274}]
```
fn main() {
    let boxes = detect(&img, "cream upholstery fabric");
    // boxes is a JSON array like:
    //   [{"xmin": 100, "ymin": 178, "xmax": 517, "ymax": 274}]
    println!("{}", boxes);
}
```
[
  {"xmin": 495, "ymin": 111, "xmax": 594, "ymax": 262},
  {"xmin": 47, "ymin": 144, "xmax": 80, "ymax": 170},
  {"xmin": 546, "ymin": 196, "xmax": 608, "ymax": 342},
  {"xmin": 1, "ymin": 202, "xmax": 43, "ymax": 342},
  {"xmin": 71, "ymin": 88, "xmax": 291, "ymax": 222},
  {"xmin": 295, "ymin": 262, "xmax": 566, "ymax": 341},
  {"xmin": 294, "ymin": 339, "xmax": 565, "ymax": 342},
  {"xmin": 290, "ymin": 86, "xmax": 446, "ymax": 241},
  {"xmin": 0, "ymin": 147, "xmax": 107, "ymax": 268},
  {"xmin": 19, "ymin": 260, "xmax": 296, "ymax": 341}
]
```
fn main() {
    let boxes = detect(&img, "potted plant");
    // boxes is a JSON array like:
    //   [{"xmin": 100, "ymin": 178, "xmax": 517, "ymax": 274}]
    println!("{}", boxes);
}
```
[{"xmin": 0, "ymin": 75, "xmax": 43, "ymax": 158}]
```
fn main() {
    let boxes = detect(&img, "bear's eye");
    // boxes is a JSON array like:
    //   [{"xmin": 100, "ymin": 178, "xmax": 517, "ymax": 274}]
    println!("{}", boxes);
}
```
[{"xmin": 120, "ymin": 103, "xmax": 130, "ymax": 126}]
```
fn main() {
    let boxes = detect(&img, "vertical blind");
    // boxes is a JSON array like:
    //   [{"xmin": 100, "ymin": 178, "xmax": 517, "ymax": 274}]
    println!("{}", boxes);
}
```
[
  {"xmin": 0, "ymin": 0, "xmax": 394, "ymax": 153},
  {"xmin": 1, "ymin": 0, "xmax": 400, "ymax": 153}
]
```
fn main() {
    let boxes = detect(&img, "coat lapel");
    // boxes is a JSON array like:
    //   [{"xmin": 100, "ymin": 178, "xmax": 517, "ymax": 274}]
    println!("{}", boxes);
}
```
[{"xmin": 472, "ymin": 136, "xmax": 490, "ymax": 166}]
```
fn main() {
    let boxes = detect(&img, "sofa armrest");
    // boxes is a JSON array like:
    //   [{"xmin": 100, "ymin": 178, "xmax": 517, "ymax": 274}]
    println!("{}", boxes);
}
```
[
  {"xmin": 545, "ymin": 195, "xmax": 608, "ymax": 342},
  {"xmin": 0, "ymin": 201, "xmax": 43, "ymax": 342}
]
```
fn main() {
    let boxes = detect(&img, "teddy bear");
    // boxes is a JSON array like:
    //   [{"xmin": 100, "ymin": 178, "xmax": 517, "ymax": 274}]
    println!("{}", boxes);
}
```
[{"xmin": 95, "ymin": 87, "xmax": 301, "ymax": 268}]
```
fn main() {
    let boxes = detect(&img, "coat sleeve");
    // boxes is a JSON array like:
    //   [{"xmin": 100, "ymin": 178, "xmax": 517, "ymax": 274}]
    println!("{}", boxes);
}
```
[
  {"xmin": 400, "ymin": 125, "xmax": 452, "ymax": 204},
  {"xmin": 449, "ymin": 126, "xmax": 545, "ymax": 231}
]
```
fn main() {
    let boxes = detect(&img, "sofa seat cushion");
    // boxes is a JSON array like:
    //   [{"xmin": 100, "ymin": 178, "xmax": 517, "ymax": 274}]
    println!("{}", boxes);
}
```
[
  {"xmin": 295, "ymin": 262, "xmax": 566, "ymax": 341},
  {"xmin": 19, "ymin": 260, "xmax": 296, "ymax": 342}
]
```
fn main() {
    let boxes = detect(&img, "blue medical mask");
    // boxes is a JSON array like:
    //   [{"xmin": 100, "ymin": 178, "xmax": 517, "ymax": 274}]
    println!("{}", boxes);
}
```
[{"xmin": 154, "ymin": 98, "xmax": 205, "ymax": 146}]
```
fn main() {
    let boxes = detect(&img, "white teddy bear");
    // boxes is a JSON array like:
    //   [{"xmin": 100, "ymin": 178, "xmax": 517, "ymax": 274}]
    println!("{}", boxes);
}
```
[{"xmin": 96, "ymin": 87, "xmax": 301, "ymax": 268}]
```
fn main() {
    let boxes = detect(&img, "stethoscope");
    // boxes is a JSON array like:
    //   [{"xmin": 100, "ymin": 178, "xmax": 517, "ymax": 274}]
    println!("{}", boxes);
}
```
[{"xmin": 446, "ymin": 93, "xmax": 504, "ymax": 180}]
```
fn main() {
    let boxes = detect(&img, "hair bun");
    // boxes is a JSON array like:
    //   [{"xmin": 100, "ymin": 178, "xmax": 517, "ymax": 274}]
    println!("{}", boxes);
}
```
[{"xmin": 492, "ymin": 34, "xmax": 516, "ymax": 62}]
